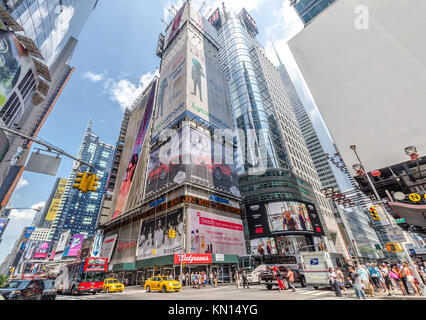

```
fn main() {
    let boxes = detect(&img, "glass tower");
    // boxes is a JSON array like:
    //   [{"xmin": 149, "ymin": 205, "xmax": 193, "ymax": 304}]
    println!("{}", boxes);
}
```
[
  {"xmin": 49, "ymin": 121, "xmax": 115, "ymax": 241},
  {"xmin": 290, "ymin": 0, "xmax": 337, "ymax": 25}
]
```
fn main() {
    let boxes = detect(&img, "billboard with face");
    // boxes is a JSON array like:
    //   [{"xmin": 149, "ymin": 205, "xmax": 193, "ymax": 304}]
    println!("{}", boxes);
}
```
[
  {"xmin": 246, "ymin": 201, "xmax": 325, "ymax": 239},
  {"xmin": 250, "ymin": 238, "xmax": 278, "ymax": 256},
  {"xmin": 67, "ymin": 234, "xmax": 84, "ymax": 257},
  {"xmin": 0, "ymin": 29, "xmax": 37, "ymax": 109},
  {"xmin": 187, "ymin": 209, "xmax": 246, "ymax": 256},
  {"xmin": 137, "ymin": 208, "xmax": 183, "ymax": 260},
  {"xmin": 112, "ymin": 79, "xmax": 157, "ymax": 219},
  {"xmin": 33, "ymin": 241, "xmax": 51, "ymax": 259},
  {"xmin": 145, "ymin": 124, "xmax": 240, "ymax": 199}
]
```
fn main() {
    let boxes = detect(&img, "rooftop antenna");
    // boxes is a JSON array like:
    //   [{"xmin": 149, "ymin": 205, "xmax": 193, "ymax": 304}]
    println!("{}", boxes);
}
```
[{"xmin": 272, "ymin": 43, "xmax": 284, "ymax": 66}]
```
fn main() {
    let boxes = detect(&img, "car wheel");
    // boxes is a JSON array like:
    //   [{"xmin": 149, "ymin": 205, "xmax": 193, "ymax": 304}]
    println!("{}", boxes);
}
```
[
  {"xmin": 160, "ymin": 168, "xmax": 166, "ymax": 180},
  {"xmin": 92, "ymin": 292, "xmax": 97, "ymax": 295},
  {"xmin": 214, "ymin": 167, "xmax": 222, "ymax": 181},
  {"xmin": 266, "ymin": 284, "xmax": 272, "ymax": 290},
  {"xmin": 71, "ymin": 286, "xmax": 78, "ymax": 296},
  {"xmin": 162, "ymin": 286, "xmax": 167, "ymax": 293},
  {"xmin": 313, "ymin": 286, "xmax": 319, "ymax": 290},
  {"xmin": 146, "ymin": 286, "xmax": 151, "ymax": 292}
]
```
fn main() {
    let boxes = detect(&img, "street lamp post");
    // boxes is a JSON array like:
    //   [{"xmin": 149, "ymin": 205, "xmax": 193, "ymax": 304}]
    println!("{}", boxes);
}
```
[{"xmin": 350, "ymin": 145, "xmax": 425, "ymax": 296}]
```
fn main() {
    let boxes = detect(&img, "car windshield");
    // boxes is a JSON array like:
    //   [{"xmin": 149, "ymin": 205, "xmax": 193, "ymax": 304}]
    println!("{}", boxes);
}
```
[
  {"xmin": 84, "ymin": 272, "xmax": 105, "ymax": 282},
  {"xmin": 2, "ymin": 280, "xmax": 30, "ymax": 289},
  {"xmin": 109, "ymin": 280, "xmax": 119, "ymax": 284},
  {"xmin": 161, "ymin": 277, "xmax": 174, "ymax": 281}
]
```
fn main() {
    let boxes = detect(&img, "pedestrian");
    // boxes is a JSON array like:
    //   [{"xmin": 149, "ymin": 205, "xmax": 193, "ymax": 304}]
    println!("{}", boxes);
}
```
[
  {"xmin": 214, "ymin": 272, "xmax": 218, "ymax": 287},
  {"xmin": 357, "ymin": 264, "xmax": 374, "ymax": 297},
  {"xmin": 398, "ymin": 264, "xmax": 411, "ymax": 295},
  {"xmin": 367, "ymin": 263, "xmax": 382, "ymax": 293},
  {"xmin": 379, "ymin": 263, "xmax": 394, "ymax": 296},
  {"xmin": 234, "ymin": 270, "xmax": 239, "ymax": 289},
  {"xmin": 181, "ymin": 273, "xmax": 185, "ymax": 287},
  {"xmin": 402, "ymin": 263, "xmax": 421, "ymax": 296},
  {"xmin": 391, "ymin": 264, "xmax": 407, "ymax": 296},
  {"xmin": 348, "ymin": 266, "xmax": 366, "ymax": 299},
  {"xmin": 242, "ymin": 270, "xmax": 249, "ymax": 289},
  {"xmin": 334, "ymin": 266, "xmax": 347, "ymax": 295},
  {"xmin": 209, "ymin": 272, "xmax": 214, "ymax": 286},
  {"xmin": 328, "ymin": 267, "xmax": 342, "ymax": 297},
  {"xmin": 273, "ymin": 266, "xmax": 286, "ymax": 292},
  {"xmin": 286, "ymin": 268, "xmax": 296, "ymax": 292}
]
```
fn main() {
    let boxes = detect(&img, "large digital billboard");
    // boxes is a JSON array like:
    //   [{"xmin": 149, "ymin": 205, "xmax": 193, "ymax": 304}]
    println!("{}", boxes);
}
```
[
  {"xmin": 187, "ymin": 209, "xmax": 246, "ymax": 256},
  {"xmin": 67, "ymin": 234, "xmax": 84, "ymax": 257},
  {"xmin": 246, "ymin": 201, "xmax": 325, "ymax": 239},
  {"xmin": 112, "ymin": 79, "xmax": 157, "ymax": 219},
  {"xmin": 33, "ymin": 241, "xmax": 51, "ymax": 259},
  {"xmin": 137, "ymin": 208, "xmax": 183, "ymax": 260},
  {"xmin": 0, "ymin": 29, "xmax": 37, "ymax": 109},
  {"xmin": 45, "ymin": 178, "xmax": 67, "ymax": 221},
  {"xmin": 145, "ymin": 124, "xmax": 240, "ymax": 199}
]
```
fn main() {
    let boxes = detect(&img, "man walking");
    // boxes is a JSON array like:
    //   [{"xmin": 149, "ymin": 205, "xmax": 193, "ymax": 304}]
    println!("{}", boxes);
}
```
[
  {"xmin": 348, "ymin": 266, "xmax": 366, "ymax": 299},
  {"xmin": 242, "ymin": 270, "xmax": 249, "ymax": 289},
  {"xmin": 286, "ymin": 268, "xmax": 296, "ymax": 292}
]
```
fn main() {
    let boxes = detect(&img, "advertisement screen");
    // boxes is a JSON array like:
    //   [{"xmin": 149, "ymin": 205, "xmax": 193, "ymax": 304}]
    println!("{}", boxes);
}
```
[
  {"xmin": 45, "ymin": 178, "xmax": 67, "ymax": 221},
  {"xmin": 100, "ymin": 234, "xmax": 118, "ymax": 262},
  {"xmin": 33, "ymin": 241, "xmax": 51, "ymax": 259},
  {"xmin": 208, "ymin": 8, "xmax": 222, "ymax": 31},
  {"xmin": 56, "ymin": 230, "xmax": 71, "ymax": 252},
  {"xmin": 24, "ymin": 227, "xmax": 35, "ymax": 238},
  {"xmin": 164, "ymin": 3, "xmax": 188, "ymax": 49},
  {"xmin": 112, "ymin": 79, "xmax": 157, "ymax": 219},
  {"xmin": 246, "ymin": 201, "xmax": 325, "ymax": 239},
  {"xmin": 187, "ymin": 209, "xmax": 246, "ymax": 256},
  {"xmin": 145, "ymin": 124, "xmax": 240, "ymax": 199},
  {"xmin": 23, "ymin": 240, "xmax": 37, "ymax": 260},
  {"xmin": 250, "ymin": 238, "xmax": 278, "ymax": 255},
  {"xmin": 0, "ymin": 29, "xmax": 37, "ymax": 109},
  {"xmin": 0, "ymin": 218, "xmax": 8, "ymax": 237},
  {"xmin": 137, "ymin": 208, "xmax": 183, "ymax": 260},
  {"xmin": 67, "ymin": 234, "xmax": 84, "ymax": 257}
]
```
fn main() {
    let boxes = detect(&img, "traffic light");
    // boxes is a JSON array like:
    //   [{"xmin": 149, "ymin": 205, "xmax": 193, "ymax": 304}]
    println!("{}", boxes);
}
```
[
  {"xmin": 369, "ymin": 206, "xmax": 380, "ymax": 220},
  {"xmin": 86, "ymin": 173, "xmax": 100, "ymax": 192},
  {"xmin": 73, "ymin": 172, "xmax": 89, "ymax": 193},
  {"xmin": 385, "ymin": 242, "xmax": 403, "ymax": 253},
  {"xmin": 168, "ymin": 229, "xmax": 176, "ymax": 239}
]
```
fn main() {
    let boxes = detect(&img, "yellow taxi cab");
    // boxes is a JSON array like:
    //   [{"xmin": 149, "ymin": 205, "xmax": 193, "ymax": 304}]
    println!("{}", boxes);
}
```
[
  {"xmin": 144, "ymin": 276, "xmax": 181, "ymax": 293},
  {"xmin": 103, "ymin": 279, "xmax": 125, "ymax": 293}
]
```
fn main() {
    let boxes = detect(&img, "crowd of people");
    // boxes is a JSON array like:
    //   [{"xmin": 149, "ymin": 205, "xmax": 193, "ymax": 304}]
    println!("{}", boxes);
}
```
[
  {"xmin": 328, "ymin": 260, "xmax": 425, "ymax": 299},
  {"xmin": 177, "ymin": 271, "xmax": 218, "ymax": 288}
]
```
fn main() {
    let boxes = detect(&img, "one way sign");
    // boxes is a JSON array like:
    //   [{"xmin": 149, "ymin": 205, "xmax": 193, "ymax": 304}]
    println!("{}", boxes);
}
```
[{"xmin": 91, "ymin": 235, "xmax": 103, "ymax": 257}]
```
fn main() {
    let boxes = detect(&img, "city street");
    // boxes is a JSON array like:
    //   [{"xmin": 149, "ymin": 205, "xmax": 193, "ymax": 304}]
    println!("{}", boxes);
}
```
[{"xmin": 56, "ymin": 285, "xmax": 426, "ymax": 301}]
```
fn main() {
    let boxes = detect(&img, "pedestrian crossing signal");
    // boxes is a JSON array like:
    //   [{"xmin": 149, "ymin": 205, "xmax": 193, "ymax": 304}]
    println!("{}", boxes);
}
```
[{"xmin": 369, "ymin": 207, "xmax": 380, "ymax": 220}]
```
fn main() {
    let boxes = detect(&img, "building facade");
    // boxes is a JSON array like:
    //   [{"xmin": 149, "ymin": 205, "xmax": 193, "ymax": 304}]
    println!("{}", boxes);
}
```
[
  {"xmin": 49, "ymin": 121, "xmax": 115, "ymax": 241},
  {"xmin": 290, "ymin": 0, "xmax": 338, "ymax": 25}
]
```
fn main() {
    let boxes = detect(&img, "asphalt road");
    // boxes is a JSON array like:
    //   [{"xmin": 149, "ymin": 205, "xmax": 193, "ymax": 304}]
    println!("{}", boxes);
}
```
[{"xmin": 56, "ymin": 284, "xmax": 426, "ymax": 301}]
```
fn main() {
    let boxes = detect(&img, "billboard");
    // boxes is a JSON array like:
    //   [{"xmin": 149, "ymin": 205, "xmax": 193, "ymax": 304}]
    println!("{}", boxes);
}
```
[
  {"xmin": 0, "ymin": 29, "xmax": 37, "ymax": 109},
  {"xmin": 23, "ymin": 240, "xmax": 37, "ymax": 260},
  {"xmin": 45, "ymin": 178, "xmax": 67, "ymax": 221},
  {"xmin": 189, "ymin": 4, "xmax": 219, "ymax": 45},
  {"xmin": 208, "ymin": 8, "xmax": 223, "ymax": 31},
  {"xmin": 245, "ymin": 201, "xmax": 325, "ymax": 239},
  {"xmin": 112, "ymin": 79, "xmax": 157, "ymax": 219},
  {"xmin": 56, "ymin": 230, "xmax": 71, "ymax": 252},
  {"xmin": 250, "ymin": 238, "xmax": 278, "ymax": 255},
  {"xmin": 0, "ymin": 218, "xmax": 8, "ymax": 237},
  {"xmin": 100, "ymin": 234, "xmax": 118, "ymax": 262},
  {"xmin": 24, "ymin": 227, "xmax": 35, "ymax": 238},
  {"xmin": 164, "ymin": 2, "xmax": 188, "ymax": 50},
  {"xmin": 33, "ymin": 241, "xmax": 51, "ymax": 259},
  {"xmin": 137, "ymin": 208, "xmax": 183, "ymax": 260},
  {"xmin": 241, "ymin": 8, "xmax": 258, "ymax": 35},
  {"xmin": 187, "ymin": 209, "xmax": 246, "ymax": 256},
  {"xmin": 67, "ymin": 234, "xmax": 84, "ymax": 257},
  {"xmin": 145, "ymin": 124, "xmax": 240, "ymax": 198}
]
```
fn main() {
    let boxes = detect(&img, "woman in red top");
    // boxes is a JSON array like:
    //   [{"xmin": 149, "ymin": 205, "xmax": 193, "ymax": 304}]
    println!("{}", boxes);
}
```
[{"xmin": 273, "ymin": 266, "xmax": 286, "ymax": 292}]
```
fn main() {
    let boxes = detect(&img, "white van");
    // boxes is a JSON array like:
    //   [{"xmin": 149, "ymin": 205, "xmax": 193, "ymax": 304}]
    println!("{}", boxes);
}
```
[{"xmin": 300, "ymin": 251, "xmax": 349, "ymax": 289}]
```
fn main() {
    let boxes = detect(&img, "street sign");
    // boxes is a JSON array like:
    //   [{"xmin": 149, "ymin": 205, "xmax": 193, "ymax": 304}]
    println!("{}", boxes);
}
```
[
  {"xmin": 395, "ymin": 218, "xmax": 406, "ymax": 224},
  {"xmin": 394, "ymin": 192, "xmax": 406, "ymax": 201},
  {"xmin": 383, "ymin": 225, "xmax": 405, "ymax": 242},
  {"xmin": 91, "ymin": 235, "xmax": 103, "ymax": 257},
  {"xmin": 409, "ymin": 193, "xmax": 421, "ymax": 203}
]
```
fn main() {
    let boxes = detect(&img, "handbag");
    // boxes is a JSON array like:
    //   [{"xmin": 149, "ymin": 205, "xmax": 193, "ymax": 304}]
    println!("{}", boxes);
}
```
[{"xmin": 389, "ymin": 271, "xmax": 399, "ymax": 280}]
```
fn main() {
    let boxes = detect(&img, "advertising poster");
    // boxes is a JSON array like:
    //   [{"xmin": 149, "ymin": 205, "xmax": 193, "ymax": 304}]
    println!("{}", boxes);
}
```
[
  {"xmin": 45, "ymin": 178, "xmax": 67, "ymax": 221},
  {"xmin": 0, "ymin": 218, "xmax": 8, "ymax": 237},
  {"xmin": 137, "ymin": 208, "xmax": 183, "ymax": 260},
  {"xmin": 187, "ymin": 209, "xmax": 246, "ymax": 256},
  {"xmin": 56, "ymin": 230, "xmax": 71, "ymax": 252},
  {"xmin": 100, "ymin": 234, "xmax": 118, "ymax": 262},
  {"xmin": 33, "ymin": 241, "xmax": 51, "ymax": 259},
  {"xmin": 0, "ymin": 29, "xmax": 37, "ymax": 109},
  {"xmin": 164, "ymin": 3, "xmax": 188, "ymax": 49},
  {"xmin": 245, "ymin": 201, "xmax": 325, "ymax": 239},
  {"xmin": 67, "ymin": 234, "xmax": 84, "ymax": 257},
  {"xmin": 112, "ymin": 79, "xmax": 157, "ymax": 219},
  {"xmin": 250, "ymin": 238, "xmax": 278, "ymax": 255},
  {"xmin": 152, "ymin": 44, "xmax": 187, "ymax": 136},
  {"xmin": 23, "ymin": 240, "xmax": 37, "ymax": 260},
  {"xmin": 24, "ymin": 227, "xmax": 35, "ymax": 238}
]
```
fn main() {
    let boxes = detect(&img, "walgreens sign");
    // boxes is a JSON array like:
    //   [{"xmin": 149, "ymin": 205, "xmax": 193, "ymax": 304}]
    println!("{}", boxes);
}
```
[{"xmin": 174, "ymin": 254, "xmax": 212, "ymax": 265}]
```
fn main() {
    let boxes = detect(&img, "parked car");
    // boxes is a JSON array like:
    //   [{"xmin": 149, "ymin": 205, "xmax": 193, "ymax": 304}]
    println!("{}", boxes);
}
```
[
  {"xmin": 41, "ymin": 280, "xmax": 57, "ymax": 300},
  {"xmin": 103, "ymin": 279, "xmax": 124, "ymax": 293},
  {"xmin": 0, "ymin": 279, "xmax": 44, "ymax": 300},
  {"xmin": 259, "ymin": 265, "xmax": 306, "ymax": 290}
]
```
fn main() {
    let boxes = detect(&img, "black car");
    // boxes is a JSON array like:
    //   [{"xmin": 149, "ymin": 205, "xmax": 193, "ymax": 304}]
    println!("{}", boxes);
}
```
[
  {"xmin": 41, "ymin": 280, "xmax": 57, "ymax": 300},
  {"xmin": 0, "ymin": 279, "xmax": 44, "ymax": 300}
]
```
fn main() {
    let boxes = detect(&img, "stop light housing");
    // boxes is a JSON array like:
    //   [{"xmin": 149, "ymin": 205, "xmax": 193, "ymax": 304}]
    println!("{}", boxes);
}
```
[
  {"xmin": 73, "ymin": 172, "xmax": 89, "ymax": 193},
  {"xmin": 87, "ymin": 173, "xmax": 100, "ymax": 192},
  {"xmin": 385, "ymin": 242, "xmax": 403, "ymax": 253},
  {"xmin": 369, "ymin": 206, "xmax": 380, "ymax": 220}
]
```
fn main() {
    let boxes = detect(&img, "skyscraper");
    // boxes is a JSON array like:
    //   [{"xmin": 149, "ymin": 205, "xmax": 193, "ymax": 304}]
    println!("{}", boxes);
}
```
[
  {"xmin": 213, "ymin": 5, "xmax": 348, "ymax": 258},
  {"xmin": 0, "ymin": 0, "xmax": 98, "ymax": 209},
  {"xmin": 290, "ymin": 0, "xmax": 338, "ymax": 25},
  {"xmin": 49, "ymin": 121, "xmax": 115, "ymax": 241}
]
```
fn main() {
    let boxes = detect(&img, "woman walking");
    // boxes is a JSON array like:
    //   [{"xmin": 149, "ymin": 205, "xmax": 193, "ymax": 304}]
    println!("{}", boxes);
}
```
[
  {"xmin": 379, "ymin": 263, "xmax": 395, "ymax": 296},
  {"xmin": 335, "ymin": 266, "xmax": 347, "ymax": 295},
  {"xmin": 328, "ymin": 267, "xmax": 342, "ymax": 297},
  {"xmin": 392, "ymin": 265, "xmax": 408, "ymax": 296},
  {"xmin": 402, "ymin": 263, "xmax": 421, "ymax": 296},
  {"xmin": 348, "ymin": 266, "xmax": 366, "ymax": 299},
  {"xmin": 273, "ymin": 266, "xmax": 286, "ymax": 292}
]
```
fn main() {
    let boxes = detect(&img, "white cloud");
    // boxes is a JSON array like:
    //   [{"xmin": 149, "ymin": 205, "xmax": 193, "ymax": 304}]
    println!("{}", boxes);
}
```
[
  {"xmin": 15, "ymin": 177, "xmax": 29, "ymax": 191},
  {"xmin": 105, "ymin": 70, "xmax": 159, "ymax": 111},
  {"xmin": 9, "ymin": 201, "xmax": 45, "ymax": 222},
  {"xmin": 82, "ymin": 71, "xmax": 105, "ymax": 83}
]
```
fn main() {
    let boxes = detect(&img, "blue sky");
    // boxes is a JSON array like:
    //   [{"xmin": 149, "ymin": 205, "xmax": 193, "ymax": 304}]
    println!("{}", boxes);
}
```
[{"xmin": 0, "ymin": 0, "xmax": 336, "ymax": 265}]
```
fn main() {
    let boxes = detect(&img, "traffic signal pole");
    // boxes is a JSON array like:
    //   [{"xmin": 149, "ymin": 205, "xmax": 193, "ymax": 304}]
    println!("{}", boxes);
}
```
[
  {"xmin": 0, "ymin": 125, "xmax": 94, "ymax": 171},
  {"xmin": 351, "ymin": 146, "xmax": 425, "ymax": 296}
]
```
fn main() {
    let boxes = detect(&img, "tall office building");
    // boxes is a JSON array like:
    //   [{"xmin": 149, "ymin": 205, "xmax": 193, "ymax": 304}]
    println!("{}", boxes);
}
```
[
  {"xmin": 290, "ymin": 0, "xmax": 337, "ymax": 25},
  {"xmin": 0, "ymin": 0, "xmax": 98, "ymax": 209},
  {"xmin": 49, "ymin": 121, "xmax": 115, "ymax": 241},
  {"xmin": 211, "ymin": 5, "xmax": 348, "ymax": 258},
  {"xmin": 274, "ymin": 48, "xmax": 384, "ymax": 259}
]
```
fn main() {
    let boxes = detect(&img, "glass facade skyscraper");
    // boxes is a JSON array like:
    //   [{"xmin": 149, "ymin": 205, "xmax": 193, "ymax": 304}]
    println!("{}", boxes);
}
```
[
  {"xmin": 291, "ymin": 0, "xmax": 337, "ymax": 25},
  {"xmin": 49, "ymin": 121, "xmax": 115, "ymax": 241}
]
